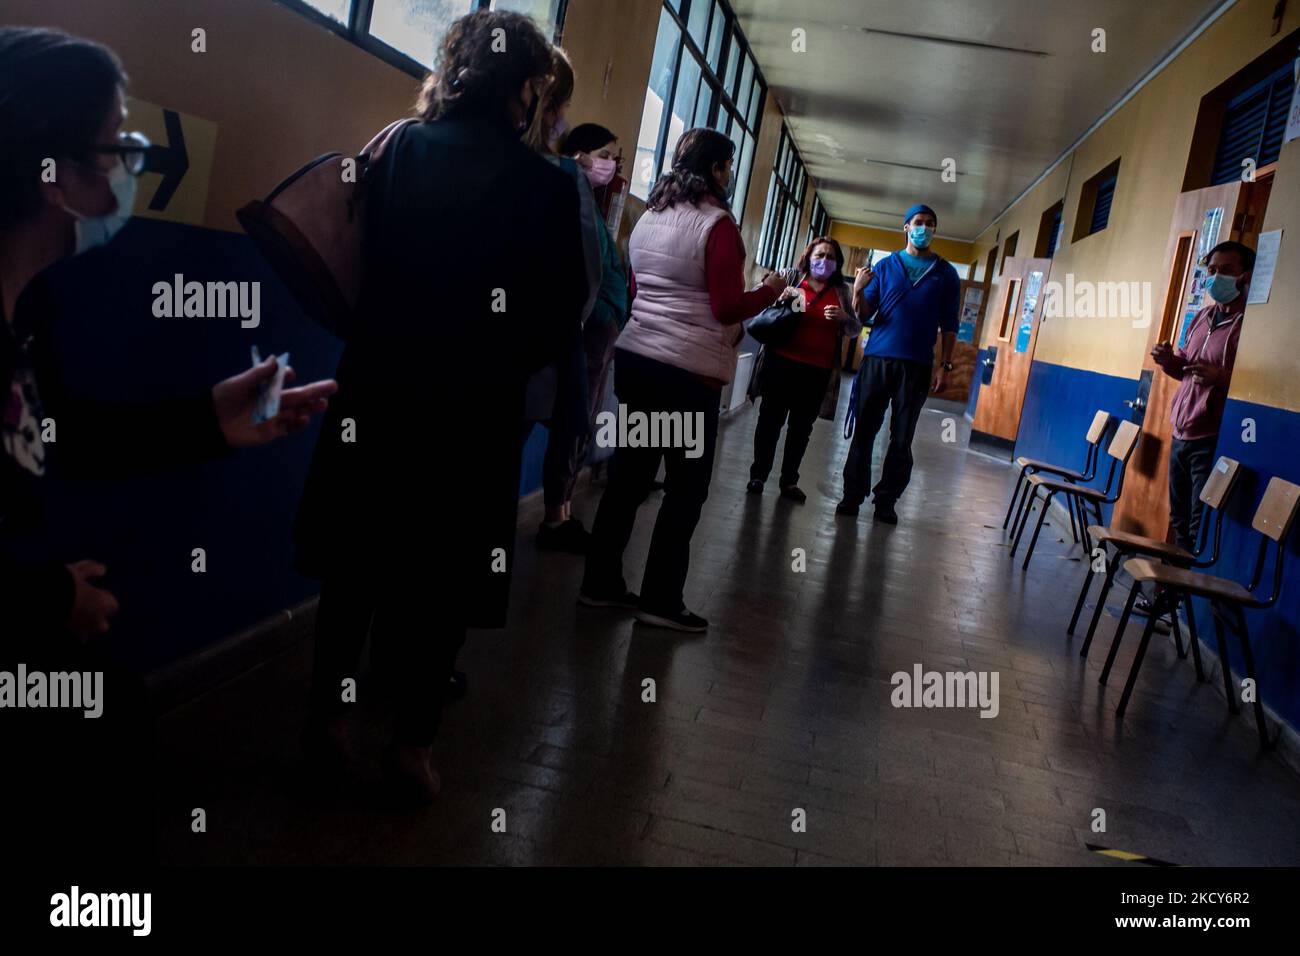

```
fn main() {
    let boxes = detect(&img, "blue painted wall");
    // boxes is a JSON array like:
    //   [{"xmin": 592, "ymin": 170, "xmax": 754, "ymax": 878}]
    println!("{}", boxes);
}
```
[
  {"xmin": 1193, "ymin": 399, "xmax": 1300, "ymax": 734},
  {"xmin": 1012, "ymin": 359, "xmax": 1300, "ymax": 735},
  {"xmin": 1012, "ymin": 360, "xmax": 1136, "ymax": 526}
]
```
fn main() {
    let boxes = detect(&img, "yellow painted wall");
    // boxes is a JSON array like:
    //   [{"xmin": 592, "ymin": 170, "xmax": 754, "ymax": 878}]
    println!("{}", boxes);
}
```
[
  {"xmin": 6, "ymin": 0, "xmax": 419, "ymax": 232},
  {"xmin": 829, "ymin": 221, "xmax": 974, "ymax": 267},
  {"xmin": 971, "ymin": 0, "xmax": 1300, "ymax": 411},
  {"xmin": 563, "ymin": 0, "xmax": 661, "ymax": 171},
  {"xmin": 10, "ymin": 0, "xmax": 800, "ymax": 293}
]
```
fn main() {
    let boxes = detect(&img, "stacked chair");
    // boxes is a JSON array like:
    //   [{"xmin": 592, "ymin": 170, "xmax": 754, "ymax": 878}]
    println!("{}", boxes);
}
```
[
  {"xmin": 1003, "ymin": 410, "xmax": 1112, "ymax": 549},
  {"xmin": 1010, "ymin": 420, "xmax": 1141, "ymax": 571}
]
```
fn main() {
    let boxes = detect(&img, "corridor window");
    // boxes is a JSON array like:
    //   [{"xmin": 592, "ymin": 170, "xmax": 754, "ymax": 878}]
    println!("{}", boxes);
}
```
[
  {"xmin": 756, "ymin": 125, "xmax": 808, "ymax": 268},
  {"xmin": 1209, "ymin": 60, "xmax": 1295, "ymax": 185},
  {"xmin": 998, "ymin": 231, "xmax": 1018, "ymax": 276},
  {"xmin": 1034, "ymin": 200, "xmax": 1063, "ymax": 258},
  {"xmin": 630, "ymin": 0, "xmax": 767, "ymax": 222},
  {"xmin": 275, "ymin": 0, "xmax": 567, "ymax": 75},
  {"xmin": 1073, "ymin": 159, "xmax": 1121, "ymax": 241},
  {"xmin": 806, "ymin": 193, "xmax": 830, "ymax": 246},
  {"xmin": 370, "ymin": 0, "xmax": 478, "ymax": 67}
]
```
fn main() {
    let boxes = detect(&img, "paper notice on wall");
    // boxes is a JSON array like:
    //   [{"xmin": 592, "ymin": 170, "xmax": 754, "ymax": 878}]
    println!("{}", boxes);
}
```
[
  {"xmin": 1286, "ymin": 59, "xmax": 1300, "ymax": 144},
  {"xmin": 1247, "ymin": 230, "xmax": 1282, "ymax": 305}
]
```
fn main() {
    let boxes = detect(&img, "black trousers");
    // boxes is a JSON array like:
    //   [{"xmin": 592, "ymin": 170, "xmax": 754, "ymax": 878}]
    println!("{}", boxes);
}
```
[
  {"xmin": 841, "ymin": 355, "xmax": 931, "ymax": 506},
  {"xmin": 749, "ymin": 351, "xmax": 829, "ymax": 486},
  {"xmin": 309, "ymin": 577, "xmax": 466, "ymax": 746},
  {"xmin": 1168, "ymin": 434, "xmax": 1218, "ymax": 552},
  {"xmin": 521, "ymin": 419, "xmax": 579, "ymax": 510},
  {"xmin": 582, "ymin": 349, "xmax": 721, "ymax": 613}
]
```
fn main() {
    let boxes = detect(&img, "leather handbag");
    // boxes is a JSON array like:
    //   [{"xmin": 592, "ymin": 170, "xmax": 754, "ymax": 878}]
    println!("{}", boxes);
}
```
[
  {"xmin": 745, "ymin": 271, "xmax": 805, "ymax": 347},
  {"xmin": 236, "ymin": 118, "xmax": 417, "ymax": 340}
]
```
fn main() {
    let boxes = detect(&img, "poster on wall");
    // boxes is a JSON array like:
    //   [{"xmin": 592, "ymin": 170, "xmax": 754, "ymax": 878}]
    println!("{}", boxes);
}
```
[
  {"xmin": 1014, "ymin": 270, "xmax": 1043, "ymax": 353},
  {"xmin": 958, "ymin": 286, "xmax": 984, "ymax": 343},
  {"xmin": 1247, "ymin": 229, "xmax": 1283, "ymax": 304}
]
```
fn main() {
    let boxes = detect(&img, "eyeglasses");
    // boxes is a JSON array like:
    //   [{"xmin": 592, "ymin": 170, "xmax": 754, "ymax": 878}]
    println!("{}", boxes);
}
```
[{"xmin": 88, "ymin": 130, "xmax": 157, "ymax": 176}]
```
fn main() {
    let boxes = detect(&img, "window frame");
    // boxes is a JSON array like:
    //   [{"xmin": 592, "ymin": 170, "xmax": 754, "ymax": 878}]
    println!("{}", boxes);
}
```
[
  {"xmin": 756, "ymin": 124, "xmax": 808, "ymax": 269},
  {"xmin": 806, "ymin": 193, "xmax": 831, "ymax": 247},
  {"xmin": 1073, "ymin": 158, "xmax": 1121, "ymax": 241},
  {"xmin": 633, "ymin": 0, "xmax": 768, "ymax": 221},
  {"xmin": 273, "ymin": 0, "xmax": 569, "ymax": 77}
]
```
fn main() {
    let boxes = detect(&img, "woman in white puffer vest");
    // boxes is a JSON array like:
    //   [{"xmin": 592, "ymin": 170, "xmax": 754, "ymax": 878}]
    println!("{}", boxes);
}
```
[{"xmin": 579, "ymin": 128, "xmax": 785, "ymax": 632}]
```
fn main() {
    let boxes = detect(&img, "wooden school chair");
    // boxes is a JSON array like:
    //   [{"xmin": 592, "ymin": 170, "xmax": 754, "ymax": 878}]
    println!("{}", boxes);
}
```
[
  {"xmin": 1011, "ymin": 420, "xmax": 1141, "ymax": 572},
  {"xmin": 1003, "ymin": 410, "xmax": 1113, "ymax": 548},
  {"xmin": 1100, "ymin": 476, "xmax": 1300, "ymax": 750},
  {"xmin": 1068, "ymin": 457, "xmax": 1242, "ymax": 671}
]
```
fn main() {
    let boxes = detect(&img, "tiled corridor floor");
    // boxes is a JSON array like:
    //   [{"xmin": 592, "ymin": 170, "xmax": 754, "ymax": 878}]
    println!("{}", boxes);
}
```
[{"xmin": 157, "ymin": 383, "xmax": 1300, "ymax": 866}]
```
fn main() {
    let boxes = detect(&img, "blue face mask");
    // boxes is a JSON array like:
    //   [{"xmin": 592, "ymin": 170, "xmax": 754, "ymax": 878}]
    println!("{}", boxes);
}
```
[
  {"xmin": 908, "ymin": 224, "xmax": 935, "ymax": 249},
  {"xmin": 1202, "ymin": 272, "xmax": 1241, "ymax": 305},
  {"xmin": 62, "ymin": 160, "xmax": 137, "ymax": 255}
]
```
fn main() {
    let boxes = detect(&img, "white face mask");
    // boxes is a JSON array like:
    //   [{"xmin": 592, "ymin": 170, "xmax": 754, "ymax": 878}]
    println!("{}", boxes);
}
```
[{"xmin": 62, "ymin": 160, "xmax": 136, "ymax": 255}]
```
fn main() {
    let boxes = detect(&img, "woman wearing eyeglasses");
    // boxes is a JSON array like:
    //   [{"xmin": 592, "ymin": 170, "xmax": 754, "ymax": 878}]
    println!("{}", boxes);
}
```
[{"xmin": 0, "ymin": 26, "xmax": 336, "ymax": 864}]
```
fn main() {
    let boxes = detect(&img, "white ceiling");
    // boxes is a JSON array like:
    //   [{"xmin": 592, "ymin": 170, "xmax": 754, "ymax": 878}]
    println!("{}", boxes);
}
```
[{"xmin": 731, "ymin": 0, "xmax": 1229, "ymax": 239}]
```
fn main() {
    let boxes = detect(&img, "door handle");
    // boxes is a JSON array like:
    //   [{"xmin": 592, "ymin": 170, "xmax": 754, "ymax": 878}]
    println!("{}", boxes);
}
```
[{"xmin": 1124, "ymin": 396, "xmax": 1147, "ymax": 411}]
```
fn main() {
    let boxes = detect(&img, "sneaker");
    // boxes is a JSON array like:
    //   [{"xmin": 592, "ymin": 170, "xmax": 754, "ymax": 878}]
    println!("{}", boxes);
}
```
[
  {"xmin": 874, "ymin": 501, "xmax": 899, "ymax": 524},
  {"xmin": 536, "ymin": 518, "xmax": 590, "ymax": 554},
  {"xmin": 577, "ymin": 587, "xmax": 640, "ymax": 609},
  {"xmin": 746, "ymin": 479, "xmax": 764, "ymax": 495},
  {"xmin": 779, "ymin": 484, "xmax": 806, "ymax": 504},
  {"xmin": 835, "ymin": 500, "xmax": 860, "ymax": 516},
  {"xmin": 635, "ymin": 607, "xmax": 708, "ymax": 632}
]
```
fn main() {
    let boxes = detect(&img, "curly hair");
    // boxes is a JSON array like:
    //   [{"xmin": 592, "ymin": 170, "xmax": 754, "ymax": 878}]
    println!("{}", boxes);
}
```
[
  {"xmin": 0, "ymin": 27, "xmax": 126, "ymax": 228},
  {"xmin": 646, "ymin": 128, "xmax": 734, "ymax": 213},
  {"xmin": 521, "ymin": 46, "xmax": 574, "ymax": 154},
  {"xmin": 416, "ymin": 10, "xmax": 554, "ymax": 125}
]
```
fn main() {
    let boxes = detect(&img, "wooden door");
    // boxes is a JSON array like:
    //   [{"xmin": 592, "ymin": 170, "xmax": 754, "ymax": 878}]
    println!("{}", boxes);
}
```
[
  {"xmin": 933, "ymin": 278, "xmax": 990, "ymax": 402},
  {"xmin": 970, "ymin": 256, "xmax": 1053, "ymax": 442},
  {"xmin": 1110, "ymin": 179, "xmax": 1267, "ymax": 535}
]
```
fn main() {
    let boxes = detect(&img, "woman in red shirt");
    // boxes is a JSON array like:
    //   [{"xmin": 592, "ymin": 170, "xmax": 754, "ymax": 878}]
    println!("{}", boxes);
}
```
[{"xmin": 747, "ymin": 237, "xmax": 858, "ymax": 502}]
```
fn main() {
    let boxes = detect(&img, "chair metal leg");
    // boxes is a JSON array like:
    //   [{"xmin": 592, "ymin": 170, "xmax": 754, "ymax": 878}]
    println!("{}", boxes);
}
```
[
  {"xmin": 1009, "ymin": 479, "xmax": 1035, "ymax": 542},
  {"xmin": 1010, "ymin": 486, "xmax": 1039, "ymax": 556},
  {"xmin": 1231, "ymin": 605, "xmax": 1273, "ymax": 750},
  {"xmin": 1080, "ymin": 551, "xmax": 1121, "ymax": 658},
  {"xmin": 1117, "ymin": 600, "xmax": 1163, "ymax": 717},
  {"xmin": 1169, "ymin": 597, "xmax": 1186, "ymax": 659},
  {"xmin": 1003, "ymin": 467, "xmax": 1029, "ymax": 529},
  {"xmin": 1100, "ymin": 583, "xmax": 1141, "ymax": 684},
  {"xmin": 1066, "ymin": 491, "xmax": 1080, "ymax": 545},
  {"xmin": 1067, "ymin": 549, "xmax": 1098, "ymax": 635},
  {"xmin": 1077, "ymin": 496, "xmax": 1092, "ymax": 553},
  {"xmin": 1181, "ymin": 592, "xmax": 1205, "ymax": 683},
  {"xmin": 1021, "ymin": 490, "xmax": 1057, "ymax": 570},
  {"xmin": 1210, "ymin": 602, "xmax": 1238, "ymax": 715}
]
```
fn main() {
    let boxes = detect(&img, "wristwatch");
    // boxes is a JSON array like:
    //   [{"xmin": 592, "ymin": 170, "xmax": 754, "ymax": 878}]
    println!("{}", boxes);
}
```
[{"xmin": 941, "ymin": 361, "xmax": 954, "ymax": 371}]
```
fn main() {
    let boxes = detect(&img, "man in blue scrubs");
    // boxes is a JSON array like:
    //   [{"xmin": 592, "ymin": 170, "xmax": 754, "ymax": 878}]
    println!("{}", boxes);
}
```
[{"xmin": 837, "ymin": 203, "xmax": 960, "ymax": 524}]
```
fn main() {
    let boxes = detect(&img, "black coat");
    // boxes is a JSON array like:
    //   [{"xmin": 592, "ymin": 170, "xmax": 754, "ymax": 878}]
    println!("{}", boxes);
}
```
[{"xmin": 293, "ymin": 114, "xmax": 587, "ymax": 628}]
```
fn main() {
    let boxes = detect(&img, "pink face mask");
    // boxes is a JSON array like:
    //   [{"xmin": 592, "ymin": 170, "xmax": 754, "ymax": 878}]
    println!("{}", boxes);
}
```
[{"xmin": 585, "ymin": 156, "xmax": 618, "ymax": 187}]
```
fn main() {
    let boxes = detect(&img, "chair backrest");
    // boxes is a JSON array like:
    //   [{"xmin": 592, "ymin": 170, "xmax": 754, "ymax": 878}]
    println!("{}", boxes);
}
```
[
  {"xmin": 1107, "ymin": 420, "xmax": 1140, "ymax": 462},
  {"xmin": 1199, "ymin": 457, "xmax": 1241, "ymax": 511},
  {"xmin": 1085, "ymin": 410, "xmax": 1111, "ymax": 445},
  {"xmin": 1252, "ymin": 477, "xmax": 1300, "ymax": 542}
]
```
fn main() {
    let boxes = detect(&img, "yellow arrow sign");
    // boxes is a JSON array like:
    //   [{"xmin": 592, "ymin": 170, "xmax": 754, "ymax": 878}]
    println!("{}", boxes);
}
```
[{"xmin": 123, "ymin": 96, "xmax": 218, "ymax": 228}]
